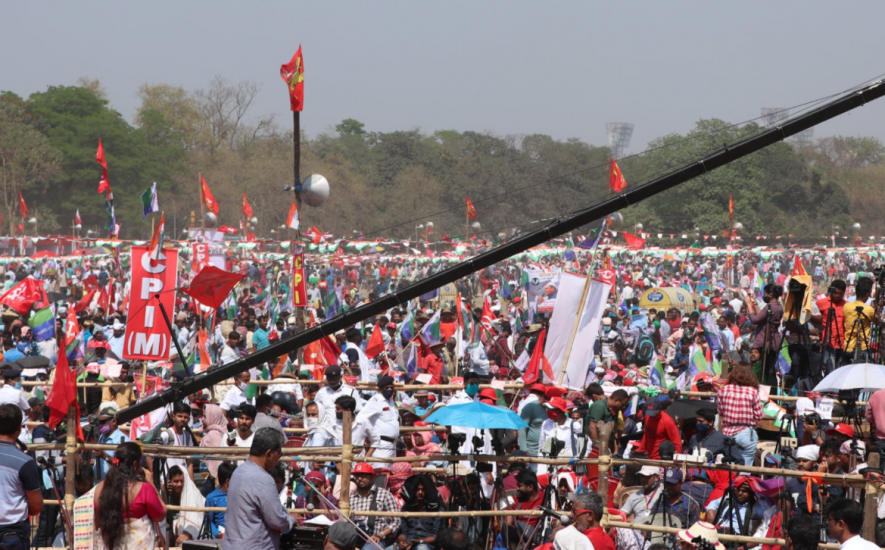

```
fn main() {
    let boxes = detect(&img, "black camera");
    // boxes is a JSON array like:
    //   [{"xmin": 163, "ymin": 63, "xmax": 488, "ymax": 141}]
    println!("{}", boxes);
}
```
[
  {"xmin": 788, "ymin": 279, "xmax": 806, "ymax": 293},
  {"xmin": 549, "ymin": 438, "xmax": 566, "ymax": 459},
  {"xmin": 475, "ymin": 462, "xmax": 493, "ymax": 473},
  {"xmin": 448, "ymin": 433, "xmax": 467, "ymax": 455},
  {"xmin": 804, "ymin": 413, "xmax": 821, "ymax": 427}
]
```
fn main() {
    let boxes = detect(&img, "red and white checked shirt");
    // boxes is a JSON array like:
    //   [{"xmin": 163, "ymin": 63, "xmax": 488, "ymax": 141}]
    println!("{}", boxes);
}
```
[{"xmin": 716, "ymin": 384, "xmax": 763, "ymax": 436}]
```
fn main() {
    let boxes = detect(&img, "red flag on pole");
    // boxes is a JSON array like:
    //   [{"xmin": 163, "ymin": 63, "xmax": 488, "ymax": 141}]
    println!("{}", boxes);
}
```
[
  {"xmin": 791, "ymin": 256, "xmax": 807, "ymax": 276},
  {"xmin": 609, "ymin": 158, "xmax": 627, "ymax": 193},
  {"xmin": 523, "ymin": 328, "xmax": 552, "ymax": 386},
  {"xmin": 622, "ymin": 232, "xmax": 646, "ymax": 249},
  {"xmin": 148, "ymin": 213, "xmax": 165, "ymax": 260},
  {"xmin": 728, "ymin": 194, "xmax": 734, "ymax": 224},
  {"xmin": 18, "ymin": 192, "xmax": 27, "ymax": 219},
  {"xmin": 45, "ymin": 344, "xmax": 83, "ymax": 440},
  {"xmin": 73, "ymin": 288, "xmax": 97, "ymax": 313},
  {"xmin": 280, "ymin": 46, "xmax": 305, "ymax": 112},
  {"xmin": 96, "ymin": 140, "xmax": 111, "ymax": 194},
  {"xmin": 75, "ymin": 209, "xmax": 82, "ymax": 225},
  {"xmin": 365, "ymin": 323, "xmax": 385, "ymax": 359},
  {"xmin": 182, "ymin": 266, "xmax": 246, "ymax": 309},
  {"xmin": 286, "ymin": 201, "xmax": 300, "ymax": 230},
  {"xmin": 465, "ymin": 197, "xmax": 477, "ymax": 220},
  {"xmin": 201, "ymin": 176, "xmax": 219, "ymax": 215},
  {"xmin": 242, "ymin": 193, "xmax": 253, "ymax": 218}
]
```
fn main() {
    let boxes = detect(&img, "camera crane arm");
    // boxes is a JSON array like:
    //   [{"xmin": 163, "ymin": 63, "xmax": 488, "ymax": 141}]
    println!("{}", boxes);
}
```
[{"xmin": 117, "ymin": 78, "xmax": 885, "ymax": 424}]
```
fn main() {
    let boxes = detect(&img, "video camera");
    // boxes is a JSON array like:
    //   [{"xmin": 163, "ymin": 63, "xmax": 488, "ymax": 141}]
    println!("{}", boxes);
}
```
[
  {"xmin": 804, "ymin": 412, "xmax": 822, "ymax": 428},
  {"xmin": 549, "ymin": 438, "xmax": 566, "ymax": 459},
  {"xmin": 448, "ymin": 432, "xmax": 467, "ymax": 455}
]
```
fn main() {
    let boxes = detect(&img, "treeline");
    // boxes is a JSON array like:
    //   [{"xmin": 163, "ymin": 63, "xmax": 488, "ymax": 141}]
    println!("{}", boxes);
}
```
[{"xmin": 1, "ymin": 78, "xmax": 882, "ymax": 242}]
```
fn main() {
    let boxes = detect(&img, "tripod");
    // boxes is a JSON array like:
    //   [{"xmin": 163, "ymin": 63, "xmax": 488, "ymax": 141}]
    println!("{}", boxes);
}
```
[
  {"xmin": 846, "ymin": 306, "xmax": 872, "ymax": 364},
  {"xmin": 775, "ymin": 408, "xmax": 798, "ymax": 454},
  {"xmin": 712, "ymin": 440, "xmax": 752, "ymax": 546},
  {"xmin": 838, "ymin": 390, "xmax": 866, "ymax": 439},
  {"xmin": 642, "ymin": 483, "xmax": 679, "ymax": 547}
]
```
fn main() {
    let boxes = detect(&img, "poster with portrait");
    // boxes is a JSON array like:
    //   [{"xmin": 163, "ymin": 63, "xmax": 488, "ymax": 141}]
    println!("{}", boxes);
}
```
[{"xmin": 524, "ymin": 268, "xmax": 561, "ymax": 320}]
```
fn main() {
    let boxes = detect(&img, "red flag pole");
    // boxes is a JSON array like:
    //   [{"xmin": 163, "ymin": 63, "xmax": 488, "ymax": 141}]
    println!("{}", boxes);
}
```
[{"xmin": 293, "ymin": 110, "xmax": 305, "ymax": 356}]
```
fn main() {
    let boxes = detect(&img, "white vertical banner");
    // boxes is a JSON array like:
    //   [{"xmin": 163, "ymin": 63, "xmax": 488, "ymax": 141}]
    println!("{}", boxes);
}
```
[
  {"xmin": 560, "ymin": 278, "xmax": 611, "ymax": 390},
  {"xmin": 544, "ymin": 272, "xmax": 587, "ymax": 384}
]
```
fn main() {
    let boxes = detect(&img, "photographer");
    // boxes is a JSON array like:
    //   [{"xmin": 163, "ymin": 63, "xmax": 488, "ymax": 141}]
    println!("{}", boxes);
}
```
[
  {"xmin": 224, "ymin": 428, "xmax": 296, "ymax": 550},
  {"xmin": 800, "ymin": 411, "xmax": 826, "ymax": 447},
  {"xmin": 538, "ymin": 397, "xmax": 588, "ymax": 473},
  {"xmin": 843, "ymin": 276, "xmax": 875, "ymax": 363},
  {"xmin": 813, "ymin": 280, "xmax": 847, "ymax": 375},
  {"xmin": 586, "ymin": 389, "xmax": 628, "ymax": 452},
  {"xmin": 744, "ymin": 284, "xmax": 783, "ymax": 386}
]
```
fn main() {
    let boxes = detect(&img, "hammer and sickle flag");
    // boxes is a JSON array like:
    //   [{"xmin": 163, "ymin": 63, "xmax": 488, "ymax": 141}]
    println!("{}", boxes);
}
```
[
  {"xmin": 609, "ymin": 158, "xmax": 627, "ymax": 193},
  {"xmin": 280, "ymin": 46, "xmax": 305, "ymax": 112}
]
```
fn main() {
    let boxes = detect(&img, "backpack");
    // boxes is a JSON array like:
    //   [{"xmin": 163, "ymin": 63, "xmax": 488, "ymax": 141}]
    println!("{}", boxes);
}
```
[{"xmin": 635, "ymin": 334, "xmax": 655, "ymax": 364}]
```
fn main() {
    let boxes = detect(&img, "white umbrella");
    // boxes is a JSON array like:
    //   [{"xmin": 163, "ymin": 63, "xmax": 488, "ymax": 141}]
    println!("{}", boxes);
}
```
[{"xmin": 812, "ymin": 363, "xmax": 885, "ymax": 393}]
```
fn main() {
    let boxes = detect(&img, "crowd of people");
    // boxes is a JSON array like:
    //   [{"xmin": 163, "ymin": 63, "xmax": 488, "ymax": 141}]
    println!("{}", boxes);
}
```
[{"xmin": 0, "ymin": 243, "xmax": 881, "ymax": 550}]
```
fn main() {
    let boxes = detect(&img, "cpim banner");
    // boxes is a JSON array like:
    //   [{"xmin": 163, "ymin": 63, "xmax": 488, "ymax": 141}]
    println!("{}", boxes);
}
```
[
  {"xmin": 292, "ymin": 247, "xmax": 307, "ymax": 307},
  {"xmin": 191, "ymin": 242, "xmax": 211, "ymax": 275},
  {"xmin": 124, "ymin": 246, "xmax": 179, "ymax": 361}
]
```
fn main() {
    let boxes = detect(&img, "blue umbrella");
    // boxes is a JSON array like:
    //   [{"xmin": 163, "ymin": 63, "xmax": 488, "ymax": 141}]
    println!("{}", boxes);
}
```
[{"xmin": 424, "ymin": 401, "xmax": 528, "ymax": 430}]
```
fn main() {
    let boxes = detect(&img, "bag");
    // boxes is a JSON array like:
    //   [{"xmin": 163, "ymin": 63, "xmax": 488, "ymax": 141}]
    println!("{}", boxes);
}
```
[{"xmin": 635, "ymin": 334, "xmax": 655, "ymax": 363}]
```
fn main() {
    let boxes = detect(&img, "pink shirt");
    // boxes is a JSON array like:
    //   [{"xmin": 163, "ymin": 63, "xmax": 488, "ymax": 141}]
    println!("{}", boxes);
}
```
[{"xmin": 866, "ymin": 389, "xmax": 885, "ymax": 439}]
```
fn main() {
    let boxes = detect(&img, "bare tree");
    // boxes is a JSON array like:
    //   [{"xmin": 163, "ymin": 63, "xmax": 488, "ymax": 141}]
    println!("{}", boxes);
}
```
[{"xmin": 195, "ymin": 76, "xmax": 275, "ymax": 152}]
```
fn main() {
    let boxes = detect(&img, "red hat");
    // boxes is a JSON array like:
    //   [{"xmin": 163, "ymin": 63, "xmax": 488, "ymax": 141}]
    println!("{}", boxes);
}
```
[
  {"xmin": 352, "ymin": 463, "xmax": 375, "ymax": 475},
  {"xmin": 512, "ymin": 297, "xmax": 521, "ymax": 304},
  {"xmin": 544, "ymin": 396, "xmax": 569, "ymax": 413},
  {"xmin": 529, "ymin": 383, "xmax": 547, "ymax": 394},
  {"xmin": 623, "ymin": 378, "xmax": 635, "ymax": 386},
  {"xmin": 479, "ymin": 388, "xmax": 498, "ymax": 400},
  {"xmin": 826, "ymin": 423, "xmax": 855, "ymax": 438},
  {"xmin": 546, "ymin": 386, "xmax": 568, "ymax": 398},
  {"xmin": 698, "ymin": 304, "xmax": 706, "ymax": 311}
]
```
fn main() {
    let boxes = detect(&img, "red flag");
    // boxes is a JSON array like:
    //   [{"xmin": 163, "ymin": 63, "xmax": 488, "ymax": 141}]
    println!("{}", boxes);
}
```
[
  {"xmin": 728, "ymin": 194, "xmax": 735, "ymax": 224},
  {"xmin": 45, "ymin": 344, "xmax": 83, "ymax": 440},
  {"xmin": 480, "ymin": 298, "xmax": 496, "ymax": 332},
  {"xmin": 306, "ymin": 226, "xmax": 325, "ymax": 244},
  {"xmin": 218, "ymin": 225, "xmax": 239, "ymax": 235},
  {"xmin": 609, "ymin": 158, "xmax": 627, "ymax": 193},
  {"xmin": 73, "ymin": 288, "xmax": 97, "ymax": 313},
  {"xmin": 280, "ymin": 46, "xmax": 305, "ymax": 112},
  {"xmin": 75, "ymin": 209, "xmax": 82, "ymax": 225},
  {"xmin": 201, "ymin": 176, "xmax": 219, "ymax": 215},
  {"xmin": 465, "ymin": 197, "xmax": 477, "ymax": 220},
  {"xmin": 523, "ymin": 328, "xmax": 552, "ymax": 386},
  {"xmin": 791, "ymin": 256, "xmax": 807, "ymax": 276},
  {"xmin": 18, "ymin": 192, "xmax": 27, "ymax": 219},
  {"xmin": 622, "ymin": 232, "xmax": 646, "ymax": 249},
  {"xmin": 81, "ymin": 275, "xmax": 98, "ymax": 292},
  {"xmin": 242, "ymin": 193, "xmax": 253, "ymax": 218},
  {"xmin": 96, "ymin": 287, "xmax": 110, "ymax": 311},
  {"xmin": 318, "ymin": 335, "xmax": 342, "ymax": 366},
  {"xmin": 96, "ymin": 140, "xmax": 111, "ymax": 194},
  {"xmin": 365, "ymin": 323, "xmax": 385, "ymax": 359},
  {"xmin": 0, "ymin": 278, "xmax": 44, "ymax": 314},
  {"xmin": 182, "ymin": 266, "xmax": 246, "ymax": 309},
  {"xmin": 442, "ymin": 234, "xmax": 451, "ymax": 244}
]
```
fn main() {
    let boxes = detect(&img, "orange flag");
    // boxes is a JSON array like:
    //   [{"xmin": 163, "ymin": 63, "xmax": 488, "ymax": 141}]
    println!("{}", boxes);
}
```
[
  {"xmin": 609, "ymin": 158, "xmax": 627, "ymax": 193},
  {"xmin": 466, "ymin": 197, "xmax": 477, "ymax": 220},
  {"xmin": 18, "ymin": 191, "xmax": 27, "ymax": 219},
  {"xmin": 280, "ymin": 46, "xmax": 305, "ymax": 112},
  {"xmin": 96, "ymin": 140, "xmax": 111, "ymax": 194},
  {"xmin": 201, "ymin": 176, "xmax": 219, "ymax": 215},
  {"xmin": 286, "ymin": 201, "xmax": 300, "ymax": 230},
  {"xmin": 242, "ymin": 192, "xmax": 253, "ymax": 218},
  {"xmin": 149, "ymin": 213, "xmax": 165, "ymax": 261}
]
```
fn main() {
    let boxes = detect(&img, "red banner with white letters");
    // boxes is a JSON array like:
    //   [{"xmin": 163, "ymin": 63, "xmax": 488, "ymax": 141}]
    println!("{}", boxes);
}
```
[
  {"xmin": 124, "ymin": 246, "xmax": 179, "ymax": 361},
  {"xmin": 191, "ymin": 242, "xmax": 210, "ymax": 275},
  {"xmin": 291, "ymin": 248, "xmax": 307, "ymax": 307}
]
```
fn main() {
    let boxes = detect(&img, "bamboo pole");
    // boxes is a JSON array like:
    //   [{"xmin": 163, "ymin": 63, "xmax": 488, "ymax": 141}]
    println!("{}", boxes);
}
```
[
  {"xmin": 596, "ymin": 421, "xmax": 614, "ymax": 533},
  {"xmin": 864, "ymin": 453, "xmax": 881, "ymax": 542},
  {"xmin": 63, "ymin": 406, "xmax": 77, "ymax": 544},
  {"xmin": 558, "ymin": 274, "xmax": 592, "ymax": 386},
  {"xmin": 339, "ymin": 409, "xmax": 353, "ymax": 517}
]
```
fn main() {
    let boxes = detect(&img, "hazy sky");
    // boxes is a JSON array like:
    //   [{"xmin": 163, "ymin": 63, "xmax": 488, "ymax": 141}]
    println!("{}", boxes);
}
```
[{"xmin": 5, "ymin": 2, "xmax": 885, "ymax": 153}]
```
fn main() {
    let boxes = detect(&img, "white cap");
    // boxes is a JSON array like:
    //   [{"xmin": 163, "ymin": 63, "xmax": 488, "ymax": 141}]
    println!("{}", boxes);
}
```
[{"xmin": 638, "ymin": 465, "xmax": 660, "ymax": 477}]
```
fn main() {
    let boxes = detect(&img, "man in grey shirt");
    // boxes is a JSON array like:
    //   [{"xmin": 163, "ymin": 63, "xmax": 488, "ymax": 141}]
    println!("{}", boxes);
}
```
[
  {"xmin": 223, "ymin": 428, "xmax": 295, "ymax": 550},
  {"xmin": 252, "ymin": 394, "xmax": 285, "ymax": 435}
]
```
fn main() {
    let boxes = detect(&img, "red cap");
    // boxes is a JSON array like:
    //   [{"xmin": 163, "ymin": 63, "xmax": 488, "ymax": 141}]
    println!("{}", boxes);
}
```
[
  {"xmin": 623, "ymin": 378, "xmax": 635, "ymax": 386},
  {"xmin": 479, "ymin": 388, "xmax": 498, "ymax": 400},
  {"xmin": 544, "ymin": 396, "xmax": 569, "ymax": 413},
  {"xmin": 826, "ymin": 423, "xmax": 855, "ymax": 438},
  {"xmin": 529, "ymin": 383, "xmax": 547, "ymax": 394},
  {"xmin": 352, "ymin": 463, "xmax": 375, "ymax": 475},
  {"xmin": 698, "ymin": 304, "xmax": 706, "ymax": 311}
]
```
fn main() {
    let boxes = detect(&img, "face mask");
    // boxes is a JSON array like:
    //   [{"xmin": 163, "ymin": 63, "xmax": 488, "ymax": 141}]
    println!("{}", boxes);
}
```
[
  {"xmin": 13, "ymin": 382, "xmax": 21, "ymax": 390},
  {"xmin": 465, "ymin": 384, "xmax": 479, "ymax": 397},
  {"xmin": 99, "ymin": 424, "xmax": 112, "ymax": 436},
  {"xmin": 546, "ymin": 410, "xmax": 559, "ymax": 420},
  {"xmin": 381, "ymin": 388, "xmax": 395, "ymax": 400},
  {"xmin": 305, "ymin": 417, "xmax": 319, "ymax": 430},
  {"xmin": 328, "ymin": 380, "xmax": 342, "ymax": 391},
  {"xmin": 335, "ymin": 412, "xmax": 344, "ymax": 421},
  {"xmin": 696, "ymin": 423, "xmax": 709, "ymax": 434},
  {"xmin": 237, "ymin": 382, "xmax": 248, "ymax": 392},
  {"xmin": 604, "ymin": 327, "xmax": 611, "ymax": 333}
]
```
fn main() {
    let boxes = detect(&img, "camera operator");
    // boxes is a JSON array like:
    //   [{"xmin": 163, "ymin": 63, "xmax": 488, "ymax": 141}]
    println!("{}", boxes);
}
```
[
  {"xmin": 223, "ymin": 428, "xmax": 296, "ymax": 550},
  {"xmin": 812, "ymin": 280, "xmax": 847, "ymax": 375},
  {"xmin": 744, "ymin": 284, "xmax": 783, "ymax": 386},
  {"xmin": 843, "ymin": 277, "xmax": 875, "ymax": 363},
  {"xmin": 800, "ymin": 411, "xmax": 827, "ymax": 447},
  {"xmin": 538, "ymin": 397, "xmax": 588, "ymax": 474}
]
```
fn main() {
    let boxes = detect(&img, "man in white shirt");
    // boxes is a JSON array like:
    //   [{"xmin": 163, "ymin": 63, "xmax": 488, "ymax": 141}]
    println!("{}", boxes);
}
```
[
  {"xmin": 314, "ymin": 365, "xmax": 361, "ymax": 425},
  {"xmin": 0, "ymin": 370, "xmax": 30, "ymax": 444},
  {"xmin": 226, "ymin": 404, "xmax": 255, "ymax": 465},
  {"xmin": 536, "ymin": 397, "xmax": 588, "ymax": 474},
  {"xmin": 355, "ymin": 375, "xmax": 399, "ymax": 471},
  {"xmin": 620, "ymin": 466, "xmax": 662, "ymax": 522},
  {"xmin": 826, "ymin": 498, "xmax": 879, "ymax": 550},
  {"xmin": 220, "ymin": 371, "xmax": 251, "ymax": 413},
  {"xmin": 220, "ymin": 331, "xmax": 241, "ymax": 365}
]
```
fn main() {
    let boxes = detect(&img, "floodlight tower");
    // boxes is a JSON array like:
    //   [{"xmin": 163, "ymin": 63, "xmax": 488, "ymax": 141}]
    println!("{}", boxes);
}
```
[
  {"xmin": 606, "ymin": 123, "xmax": 634, "ymax": 159},
  {"xmin": 761, "ymin": 108, "xmax": 789, "ymax": 127}
]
